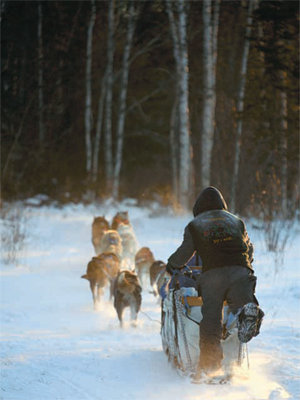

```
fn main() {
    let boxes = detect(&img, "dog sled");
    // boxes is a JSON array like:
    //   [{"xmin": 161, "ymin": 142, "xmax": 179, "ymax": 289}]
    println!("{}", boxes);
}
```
[{"xmin": 160, "ymin": 267, "xmax": 252, "ymax": 378}]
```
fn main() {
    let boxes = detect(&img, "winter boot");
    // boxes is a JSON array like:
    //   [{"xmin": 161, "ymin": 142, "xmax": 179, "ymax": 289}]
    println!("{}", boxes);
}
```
[{"xmin": 237, "ymin": 302, "xmax": 264, "ymax": 343}]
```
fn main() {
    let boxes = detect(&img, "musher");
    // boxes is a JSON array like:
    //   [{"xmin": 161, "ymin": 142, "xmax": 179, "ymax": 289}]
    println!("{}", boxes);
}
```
[{"xmin": 166, "ymin": 186, "xmax": 263, "ymax": 381}]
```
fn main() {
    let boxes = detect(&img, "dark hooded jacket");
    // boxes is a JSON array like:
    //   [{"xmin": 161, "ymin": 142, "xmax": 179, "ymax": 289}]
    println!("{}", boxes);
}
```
[{"xmin": 168, "ymin": 187, "xmax": 254, "ymax": 272}]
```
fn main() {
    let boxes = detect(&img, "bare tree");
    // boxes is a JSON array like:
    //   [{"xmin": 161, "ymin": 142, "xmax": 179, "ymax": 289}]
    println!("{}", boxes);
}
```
[
  {"xmin": 112, "ymin": 1, "xmax": 137, "ymax": 199},
  {"xmin": 230, "ymin": 0, "xmax": 255, "ymax": 212},
  {"xmin": 2, "ymin": 97, "xmax": 34, "ymax": 180},
  {"xmin": 104, "ymin": 0, "xmax": 115, "ymax": 191},
  {"xmin": 201, "ymin": 0, "xmax": 220, "ymax": 188},
  {"xmin": 84, "ymin": 0, "xmax": 96, "ymax": 175},
  {"xmin": 279, "ymin": 70, "xmax": 288, "ymax": 215},
  {"xmin": 166, "ymin": 0, "xmax": 180, "ymax": 203},
  {"xmin": 92, "ymin": 70, "xmax": 107, "ymax": 182},
  {"xmin": 92, "ymin": 3, "xmax": 158, "ymax": 192},
  {"xmin": 177, "ymin": 0, "xmax": 191, "ymax": 209},
  {"xmin": 169, "ymin": 97, "xmax": 179, "ymax": 203},
  {"xmin": 38, "ymin": 2, "xmax": 45, "ymax": 146},
  {"xmin": 166, "ymin": 0, "xmax": 191, "ymax": 210}
]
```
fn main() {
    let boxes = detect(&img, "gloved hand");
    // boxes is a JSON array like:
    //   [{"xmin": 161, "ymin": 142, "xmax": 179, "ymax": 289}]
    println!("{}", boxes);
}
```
[{"xmin": 166, "ymin": 262, "xmax": 181, "ymax": 275}]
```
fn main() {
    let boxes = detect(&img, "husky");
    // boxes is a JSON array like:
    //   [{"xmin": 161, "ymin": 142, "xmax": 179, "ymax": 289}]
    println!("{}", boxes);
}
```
[
  {"xmin": 117, "ymin": 223, "xmax": 138, "ymax": 270},
  {"xmin": 134, "ymin": 247, "xmax": 155, "ymax": 289},
  {"xmin": 91, "ymin": 216, "xmax": 110, "ymax": 254},
  {"xmin": 99, "ymin": 230, "xmax": 123, "ymax": 260},
  {"xmin": 113, "ymin": 270, "xmax": 142, "ymax": 328},
  {"xmin": 111, "ymin": 211, "xmax": 130, "ymax": 230},
  {"xmin": 149, "ymin": 260, "xmax": 166, "ymax": 296},
  {"xmin": 81, "ymin": 252, "xmax": 120, "ymax": 309}
]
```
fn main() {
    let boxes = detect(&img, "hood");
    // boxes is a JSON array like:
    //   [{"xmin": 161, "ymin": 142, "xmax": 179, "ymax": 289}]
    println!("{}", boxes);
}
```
[{"xmin": 192, "ymin": 186, "xmax": 228, "ymax": 216}]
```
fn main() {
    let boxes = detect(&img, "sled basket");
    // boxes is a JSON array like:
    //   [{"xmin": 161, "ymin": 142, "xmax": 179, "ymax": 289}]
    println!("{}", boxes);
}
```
[{"xmin": 160, "ymin": 275, "xmax": 241, "ymax": 375}]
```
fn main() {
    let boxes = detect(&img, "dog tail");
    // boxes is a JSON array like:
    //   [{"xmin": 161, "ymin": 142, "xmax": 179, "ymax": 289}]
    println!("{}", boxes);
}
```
[{"xmin": 81, "ymin": 274, "xmax": 89, "ymax": 280}]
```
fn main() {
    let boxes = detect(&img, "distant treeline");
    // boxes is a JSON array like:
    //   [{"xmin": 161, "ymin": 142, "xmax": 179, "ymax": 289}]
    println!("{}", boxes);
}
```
[{"xmin": 1, "ymin": 0, "xmax": 299, "ymax": 217}]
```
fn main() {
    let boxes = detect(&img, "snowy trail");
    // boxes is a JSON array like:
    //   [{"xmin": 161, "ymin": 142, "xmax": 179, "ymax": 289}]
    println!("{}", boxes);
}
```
[{"xmin": 0, "ymin": 200, "xmax": 299, "ymax": 399}]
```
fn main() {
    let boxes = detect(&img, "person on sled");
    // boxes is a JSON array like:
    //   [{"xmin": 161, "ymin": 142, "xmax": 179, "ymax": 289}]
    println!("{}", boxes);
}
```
[{"xmin": 166, "ymin": 186, "xmax": 264, "ymax": 381}]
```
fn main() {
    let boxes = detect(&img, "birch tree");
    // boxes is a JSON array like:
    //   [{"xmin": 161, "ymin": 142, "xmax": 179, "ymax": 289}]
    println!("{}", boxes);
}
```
[
  {"xmin": 177, "ymin": 0, "xmax": 191, "ymax": 209},
  {"xmin": 112, "ymin": 1, "xmax": 137, "ymax": 199},
  {"xmin": 84, "ymin": 0, "xmax": 96, "ymax": 175},
  {"xmin": 166, "ymin": 0, "xmax": 180, "ymax": 203},
  {"xmin": 201, "ymin": 0, "xmax": 220, "ymax": 188},
  {"xmin": 38, "ymin": 2, "xmax": 45, "ymax": 146},
  {"xmin": 169, "ymin": 97, "xmax": 179, "ymax": 203},
  {"xmin": 230, "ymin": 0, "xmax": 255, "ymax": 212},
  {"xmin": 166, "ymin": 0, "xmax": 191, "ymax": 210},
  {"xmin": 279, "ymin": 70, "xmax": 288, "ymax": 215},
  {"xmin": 104, "ymin": 0, "xmax": 115, "ymax": 191},
  {"xmin": 92, "ymin": 70, "xmax": 107, "ymax": 182}
]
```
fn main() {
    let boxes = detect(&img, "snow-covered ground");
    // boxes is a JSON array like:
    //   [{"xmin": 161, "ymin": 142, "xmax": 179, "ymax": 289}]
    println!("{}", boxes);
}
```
[{"xmin": 1, "ymin": 198, "xmax": 299, "ymax": 400}]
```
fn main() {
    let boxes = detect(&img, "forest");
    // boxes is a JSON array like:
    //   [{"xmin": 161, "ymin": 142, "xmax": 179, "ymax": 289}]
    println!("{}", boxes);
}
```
[{"xmin": 1, "ymin": 0, "xmax": 299, "ymax": 216}]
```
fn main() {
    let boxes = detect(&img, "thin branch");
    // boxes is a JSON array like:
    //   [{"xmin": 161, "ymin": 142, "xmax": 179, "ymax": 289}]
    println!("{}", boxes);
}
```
[
  {"xmin": 126, "ymin": 87, "xmax": 163, "ymax": 115},
  {"xmin": 166, "ymin": 0, "xmax": 180, "ymax": 66},
  {"xmin": 2, "ymin": 97, "xmax": 35, "ymax": 178}
]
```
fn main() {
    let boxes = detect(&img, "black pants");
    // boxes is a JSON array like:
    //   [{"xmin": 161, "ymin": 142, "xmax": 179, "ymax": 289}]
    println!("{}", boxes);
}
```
[{"xmin": 198, "ymin": 266, "xmax": 257, "ymax": 372}]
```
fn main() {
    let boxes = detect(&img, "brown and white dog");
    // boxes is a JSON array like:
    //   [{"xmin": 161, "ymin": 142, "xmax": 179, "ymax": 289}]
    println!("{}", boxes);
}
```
[
  {"xmin": 134, "ymin": 247, "xmax": 155, "ymax": 289},
  {"xmin": 81, "ymin": 252, "xmax": 120, "ymax": 309},
  {"xmin": 113, "ymin": 270, "xmax": 142, "ymax": 328},
  {"xmin": 99, "ymin": 230, "xmax": 123, "ymax": 260},
  {"xmin": 149, "ymin": 260, "xmax": 167, "ymax": 296},
  {"xmin": 111, "ymin": 211, "xmax": 130, "ymax": 230},
  {"xmin": 91, "ymin": 216, "xmax": 110, "ymax": 254}
]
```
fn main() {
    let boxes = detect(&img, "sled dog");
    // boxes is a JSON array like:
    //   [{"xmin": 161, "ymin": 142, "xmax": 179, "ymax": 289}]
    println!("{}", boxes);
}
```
[
  {"xmin": 117, "ymin": 223, "xmax": 138, "ymax": 269},
  {"xmin": 91, "ymin": 216, "xmax": 110, "ymax": 254},
  {"xmin": 81, "ymin": 252, "xmax": 120, "ymax": 308},
  {"xmin": 99, "ymin": 230, "xmax": 123, "ymax": 260},
  {"xmin": 113, "ymin": 270, "xmax": 142, "ymax": 327},
  {"xmin": 111, "ymin": 211, "xmax": 130, "ymax": 230},
  {"xmin": 149, "ymin": 260, "xmax": 166, "ymax": 296},
  {"xmin": 134, "ymin": 247, "xmax": 155, "ymax": 289}
]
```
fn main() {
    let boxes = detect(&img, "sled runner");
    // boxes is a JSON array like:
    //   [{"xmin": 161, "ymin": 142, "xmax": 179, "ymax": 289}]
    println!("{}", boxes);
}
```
[{"xmin": 160, "ymin": 267, "xmax": 250, "ymax": 377}]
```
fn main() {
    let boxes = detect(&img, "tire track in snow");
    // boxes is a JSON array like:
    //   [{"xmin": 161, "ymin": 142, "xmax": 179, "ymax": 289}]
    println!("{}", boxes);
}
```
[{"xmin": 27, "ymin": 361, "xmax": 99, "ymax": 400}]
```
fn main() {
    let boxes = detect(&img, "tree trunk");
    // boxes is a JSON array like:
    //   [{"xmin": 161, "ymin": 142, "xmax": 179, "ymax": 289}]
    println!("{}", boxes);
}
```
[
  {"xmin": 169, "ymin": 95, "xmax": 179, "ymax": 203},
  {"xmin": 38, "ymin": 2, "xmax": 45, "ymax": 146},
  {"xmin": 84, "ymin": 0, "xmax": 96, "ymax": 175},
  {"xmin": 92, "ymin": 70, "xmax": 107, "ymax": 182},
  {"xmin": 166, "ymin": 0, "xmax": 180, "ymax": 203},
  {"xmin": 3, "ymin": 97, "xmax": 34, "ymax": 179},
  {"xmin": 230, "ymin": 0, "xmax": 255, "ymax": 212},
  {"xmin": 112, "ymin": 2, "xmax": 136, "ymax": 199},
  {"xmin": 104, "ymin": 0, "xmax": 115, "ymax": 192},
  {"xmin": 279, "ymin": 71, "xmax": 288, "ymax": 216},
  {"xmin": 0, "ymin": 1, "xmax": 5, "ymax": 22},
  {"xmin": 177, "ymin": 0, "xmax": 190, "ymax": 210},
  {"xmin": 20, "ymin": 48, "xmax": 26, "ymax": 105},
  {"xmin": 166, "ymin": 0, "xmax": 180, "ymax": 66},
  {"xmin": 201, "ymin": 0, "xmax": 220, "ymax": 189},
  {"xmin": 166, "ymin": 0, "xmax": 191, "ymax": 210}
]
